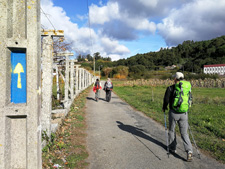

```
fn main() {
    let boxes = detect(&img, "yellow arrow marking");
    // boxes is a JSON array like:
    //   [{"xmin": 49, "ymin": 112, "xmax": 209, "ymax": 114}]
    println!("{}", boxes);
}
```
[{"xmin": 13, "ymin": 63, "xmax": 24, "ymax": 89}]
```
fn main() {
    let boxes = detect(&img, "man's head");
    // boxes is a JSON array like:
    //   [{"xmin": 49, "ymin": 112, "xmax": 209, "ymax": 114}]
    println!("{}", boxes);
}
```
[
  {"xmin": 107, "ymin": 78, "xmax": 111, "ymax": 81},
  {"xmin": 172, "ymin": 72, "xmax": 184, "ymax": 83}
]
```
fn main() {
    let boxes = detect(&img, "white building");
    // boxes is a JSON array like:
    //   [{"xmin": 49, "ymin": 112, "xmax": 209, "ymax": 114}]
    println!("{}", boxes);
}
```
[{"xmin": 203, "ymin": 64, "xmax": 225, "ymax": 75}]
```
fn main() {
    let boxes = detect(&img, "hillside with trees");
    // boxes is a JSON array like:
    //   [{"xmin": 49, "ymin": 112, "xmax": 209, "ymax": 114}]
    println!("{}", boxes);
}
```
[{"xmin": 78, "ymin": 35, "xmax": 225, "ymax": 79}]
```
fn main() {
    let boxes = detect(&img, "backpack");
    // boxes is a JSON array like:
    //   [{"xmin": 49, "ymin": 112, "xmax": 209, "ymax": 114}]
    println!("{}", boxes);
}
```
[
  {"xmin": 105, "ymin": 81, "xmax": 112, "ymax": 89},
  {"xmin": 95, "ymin": 82, "xmax": 100, "ymax": 89},
  {"xmin": 172, "ymin": 81, "xmax": 192, "ymax": 113}
]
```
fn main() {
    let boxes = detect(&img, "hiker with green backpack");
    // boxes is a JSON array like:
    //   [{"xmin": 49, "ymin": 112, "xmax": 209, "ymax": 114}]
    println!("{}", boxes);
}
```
[{"xmin": 162, "ymin": 72, "xmax": 193, "ymax": 162}]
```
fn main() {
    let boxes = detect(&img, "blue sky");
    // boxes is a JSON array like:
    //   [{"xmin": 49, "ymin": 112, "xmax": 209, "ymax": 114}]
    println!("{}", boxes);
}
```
[{"xmin": 41, "ymin": 0, "xmax": 225, "ymax": 61}]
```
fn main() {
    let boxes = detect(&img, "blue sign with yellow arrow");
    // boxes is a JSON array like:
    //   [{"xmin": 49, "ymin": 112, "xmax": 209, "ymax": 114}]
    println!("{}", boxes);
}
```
[{"xmin": 11, "ymin": 52, "xmax": 27, "ymax": 103}]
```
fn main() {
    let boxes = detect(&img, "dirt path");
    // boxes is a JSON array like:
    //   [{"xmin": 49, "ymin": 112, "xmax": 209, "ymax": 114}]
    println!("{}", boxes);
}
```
[{"xmin": 86, "ymin": 82, "xmax": 225, "ymax": 169}]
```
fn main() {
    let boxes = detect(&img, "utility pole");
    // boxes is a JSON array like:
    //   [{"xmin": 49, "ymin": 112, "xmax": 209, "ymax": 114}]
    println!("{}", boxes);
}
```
[{"xmin": 94, "ymin": 54, "xmax": 95, "ymax": 77}]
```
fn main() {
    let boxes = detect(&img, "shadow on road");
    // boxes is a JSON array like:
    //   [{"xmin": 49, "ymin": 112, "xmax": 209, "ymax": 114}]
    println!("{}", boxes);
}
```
[
  {"xmin": 86, "ymin": 97, "xmax": 109, "ymax": 102},
  {"xmin": 86, "ymin": 97, "xmax": 95, "ymax": 101},
  {"xmin": 116, "ymin": 121, "xmax": 186, "ymax": 161},
  {"xmin": 99, "ymin": 98, "xmax": 108, "ymax": 102}
]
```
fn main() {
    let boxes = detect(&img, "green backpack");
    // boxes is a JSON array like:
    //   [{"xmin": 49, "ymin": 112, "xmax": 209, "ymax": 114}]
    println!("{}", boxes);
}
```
[{"xmin": 172, "ymin": 81, "xmax": 192, "ymax": 113}]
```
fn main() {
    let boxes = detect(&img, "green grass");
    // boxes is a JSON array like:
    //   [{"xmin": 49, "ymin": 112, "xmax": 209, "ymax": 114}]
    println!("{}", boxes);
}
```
[
  {"xmin": 42, "ymin": 87, "xmax": 90, "ymax": 169},
  {"xmin": 113, "ymin": 85, "xmax": 225, "ymax": 163}
]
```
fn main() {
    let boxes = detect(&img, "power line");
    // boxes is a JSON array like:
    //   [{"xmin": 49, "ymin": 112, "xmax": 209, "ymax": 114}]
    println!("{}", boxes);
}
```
[
  {"xmin": 41, "ymin": 7, "xmax": 56, "ymax": 30},
  {"xmin": 86, "ymin": 0, "xmax": 95, "ymax": 75}
]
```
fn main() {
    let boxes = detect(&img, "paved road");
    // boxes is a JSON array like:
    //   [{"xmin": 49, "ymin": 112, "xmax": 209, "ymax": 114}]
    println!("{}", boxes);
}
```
[{"xmin": 86, "ymin": 82, "xmax": 225, "ymax": 169}]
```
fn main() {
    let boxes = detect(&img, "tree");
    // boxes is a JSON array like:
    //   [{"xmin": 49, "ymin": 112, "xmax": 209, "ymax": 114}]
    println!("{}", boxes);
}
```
[
  {"xmin": 77, "ymin": 54, "xmax": 85, "ymax": 62},
  {"xmin": 103, "ymin": 67, "xmax": 113, "ymax": 78},
  {"xmin": 53, "ymin": 37, "xmax": 72, "ymax": 54},
  {"xmin": 86, "ymin": 54, "xmax": 93, "ymax": 61},
  {"xmin": 129, "ymin": 65, "xmax": 146, "ymax": 79},
  {"xmin": 93, "ymin": 52, "xmax": 101, "ymax": 61},
  {"xmin": 112, "ymin": 66, "xmax": 129, "ymax": 79}
]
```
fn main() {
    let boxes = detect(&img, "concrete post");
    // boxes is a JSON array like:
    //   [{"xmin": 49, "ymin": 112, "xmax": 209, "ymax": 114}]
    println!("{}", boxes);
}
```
[
  {"xmin": 64, "ymin": 55, "xmax": 69, "ymax": 107},
  {"xmin": 70, "ymin": 60, "xmax": 75, "ymax": 100},
  {"xmin": 86, "ymin": 71, "xmax": 88, "ymax": 87},
  {"xmin": 56, "ymin": 65, "xmax": 60, "ymax": 100},
  {"xmin": 90, "ymin": 73, "xmax": 93, "ymax": 85},
  {"xmin": 83, "ymin": 69, "xmax": 86, "ymax": 89},
  {"xmin": 0, "ymin": 0, "xmax": 42, "ymax": 168},
  {"xmin": 85, "ymin": 70, "xmax": 88, "ymax": 88},
  {"xmin": 53, "ymin": 53, "xmax": 73, "ymax": 106},
  {"xmin": 75, "ymin": 65, "xmax": 80, "ymax": 95},
  {"xmin": 79, "ymin": 68, "xmax": 82, "ymax": 92},
  {"xmin": 82, "ymin": 68, "xmax": 84, "ymax": 90},
  {"xmin": 88, "ymin": 73, "xmax": 90, "ymax": 85},
  {"xmin": 41, "ymin": 30, "xmax": 64, "ymax": 137}
]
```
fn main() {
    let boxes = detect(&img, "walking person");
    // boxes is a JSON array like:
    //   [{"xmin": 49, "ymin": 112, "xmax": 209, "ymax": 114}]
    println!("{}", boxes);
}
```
[
  {"xmin": 162, "ymin": 72, "xmax": 193, "ymax": 161},
  {"xmin": 93, "ymin": 78, "xmax": 102, "ymax": 102},
  {"xmin": 104, "ymin": 78, "xmax": 113, "ymax": 102}
]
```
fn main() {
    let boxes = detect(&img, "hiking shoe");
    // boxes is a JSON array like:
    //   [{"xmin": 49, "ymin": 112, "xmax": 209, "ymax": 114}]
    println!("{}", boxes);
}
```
[
  {"xmin": 169, "ymin": 149, "xmax": 177, "ymax": 154},
  {"xmin": 187, "ymin": 151, "xmax": 193, "ymax": 162}
]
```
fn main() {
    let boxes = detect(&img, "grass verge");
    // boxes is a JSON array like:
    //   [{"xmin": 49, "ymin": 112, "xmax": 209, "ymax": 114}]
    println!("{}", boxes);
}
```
[
  {"xmin": 113, "ymin": 84, "xmax": 225, "ymax": 163},
  {"xmin": 42, "ymin": 87, "xmax": 90, "ymax": 169}
]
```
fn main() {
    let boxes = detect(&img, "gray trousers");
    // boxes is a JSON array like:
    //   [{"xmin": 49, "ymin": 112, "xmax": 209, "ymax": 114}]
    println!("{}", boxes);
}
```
[
  {"xmin": 95, "ymin": 89, "xmax": 100, "ymax": 99},
  {"xmin": 168, "ymin": 109, "xmax": 193, "ymax": 152}
]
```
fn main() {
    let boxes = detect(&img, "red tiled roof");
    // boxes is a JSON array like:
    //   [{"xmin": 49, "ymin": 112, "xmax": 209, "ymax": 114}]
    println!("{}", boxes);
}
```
[{"xmin": 204, "ymin": 64, "xmax": 225, "ymax": 67}]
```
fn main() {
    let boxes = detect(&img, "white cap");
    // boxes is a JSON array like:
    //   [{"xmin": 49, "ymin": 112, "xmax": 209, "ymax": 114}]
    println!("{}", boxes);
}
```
[{"xmin": 172, "ymin": 72, "xmax": 184, "ymax": 80}]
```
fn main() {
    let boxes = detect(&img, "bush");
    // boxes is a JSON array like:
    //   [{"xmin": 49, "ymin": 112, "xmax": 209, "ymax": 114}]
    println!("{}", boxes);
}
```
[
  {"xmin": 160, "ymin": 74, "xmax": 172, "ymax": 80},
  {"xmin": 185, "ymin": 73, "xmax": 219, "ymax": 80}
]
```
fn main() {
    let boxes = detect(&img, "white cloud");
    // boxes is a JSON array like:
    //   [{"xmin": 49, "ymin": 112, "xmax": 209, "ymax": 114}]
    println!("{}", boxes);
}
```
[
  {"xmin": 157, "ymin": 0, "xmax": 225, "ymax": 46},
  {"xmin": 41, "ymin": 0, "xmax": 130, "ymax": 60},
  {"xmin": 89, "ymin": 1, "xmax": 157, "ymax": 40},
  {"xmin": 90, "ymin": 0, "xmax": 225, "ymax": 46},
  {"xmin": 108, "ymin": 54, "xmax": 124, "ymax": 61},
  {"xmin": 100, "ymin": 37, "xmax": 130, "ymax": 54},
  {"xmin": 41, "ymin": 0, "xmax": 225, "ymax": 60},
  {"xmin": 89, "ymin": 2, "xmax": 120, "ymax": 24}
]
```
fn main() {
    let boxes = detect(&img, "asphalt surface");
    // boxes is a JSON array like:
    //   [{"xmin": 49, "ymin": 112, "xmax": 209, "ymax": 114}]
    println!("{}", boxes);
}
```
[{"xmin": 86, "ymin": 82, "xmax": 225, "ymax": 169}]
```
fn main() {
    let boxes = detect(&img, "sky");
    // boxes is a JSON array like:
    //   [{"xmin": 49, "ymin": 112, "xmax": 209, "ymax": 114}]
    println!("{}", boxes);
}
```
[{"xmin": 41, "ymin": 0, "xmax": 225, "ymax": 61}]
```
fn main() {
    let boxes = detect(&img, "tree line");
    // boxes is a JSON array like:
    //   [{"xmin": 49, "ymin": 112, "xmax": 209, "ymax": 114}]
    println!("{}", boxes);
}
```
[{"xmin": 78, "ymin": 35, "xmax": 225, "ymax": 79}]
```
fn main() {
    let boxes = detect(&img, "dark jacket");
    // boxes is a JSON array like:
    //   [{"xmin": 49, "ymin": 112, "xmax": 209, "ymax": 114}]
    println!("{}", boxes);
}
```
[
  {"xmin": 104, "ymin": 81, "xmax": 113, "ymax": 90},
  {"xmin": 162, "ymin": 84, "xmax": 175, "ymax": 111}
]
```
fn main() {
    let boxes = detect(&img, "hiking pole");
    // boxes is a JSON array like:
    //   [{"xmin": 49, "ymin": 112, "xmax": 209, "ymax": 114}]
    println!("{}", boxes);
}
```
[
  {"xmin": 164, "ymin": 112, "xmax": 170, "ymax": 158},
  {"xmin": 188, "ymin": 123, "xmax": 201, "ymax": 159}
]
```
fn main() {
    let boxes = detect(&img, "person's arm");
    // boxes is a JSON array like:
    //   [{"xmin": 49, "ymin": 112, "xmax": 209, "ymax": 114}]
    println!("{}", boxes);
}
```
[{"xmin": 162, "ymin": 86, "xmax": 172, "ymax": 112}]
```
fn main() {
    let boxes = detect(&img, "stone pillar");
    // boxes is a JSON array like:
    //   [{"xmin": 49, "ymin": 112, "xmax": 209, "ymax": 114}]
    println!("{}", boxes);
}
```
[
  {"xmin": 41, "ymin": 30, "xmax": 64, "ymax": 137},
  {"xmin": 0, "ymin": 0, "xmax": 42, "ymax": 168},
  {"xmin": 87, "ymin": 72, "xmax": 89, "ymax": 86},
  {"xmin": 75, "ymin": 65, "xmax": 80, "ymax": 95},
  {"xmin": 88, "ymin": 72, "xmax": 90, "ymax": 85},
  {"xmin": 41, "ymin": 35, "xmax": 53, "ymax": 137},
  {"xmin": 56, "ymin": 65, "xmax": 60, "ymax": 100},
  {"xmin": 79, "ymin": 68, "xmax": 82, "ymax": 91},
  {"xmin": 64, "ymin": 55, "xmax": 69, "ymax": 107},
  {"xmin": 85, "ymin": 70, "xmax": 88, "ymax": 88},
  {"xmin": 84, "ymin": 69, "xmax": 86, "ymax": 88},
  {"xmin": 82, "ymin": 68, "xmax": 84, "ymax": 90},
  {"xmin": 53, "ymin": 52, "xmax": 73, "ymax": 106},
  {"xmin": 70, "ymin": 61, "xmax": 75, "ymax": 100}
]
